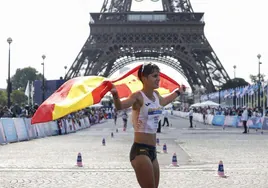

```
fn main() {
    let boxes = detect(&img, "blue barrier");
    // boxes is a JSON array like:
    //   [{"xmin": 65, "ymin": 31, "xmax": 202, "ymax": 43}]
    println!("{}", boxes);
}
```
[
  {"xmin": 0, "ymin": 116, "xmax": 93, "ymax": 145},
  {"xmin": 1, "ymin": 118, "xmax": 18, "ymax": 143},
  {"xmin": 43, "ymin": 122, "xmax": 52, "ymax": 136},
  {"xmin": 223, "ymin": 116, "xmax": 238, "ymax": 128},
  {"xmin": 212, "ymin": 115, "xmax": 225, "ymax": 126},
  {"xmin": 213, "ymin": 115, "xmax": 265, "ymax": 129},
  {"xmin": 49, "ymin": 121, "xmax": 59, "ymax": 136},
  {"xmin": 24, "ymin": 118, "xmax": 37, "ymax": 139},
  {"xmin": 0, "ymin": 121, "xmax": 6, "ymax": 144},
  {"xmin": 230, "ymin": 116, "xmax": 238, "ymax": 127},
  {"xmin": 1, "ymin": 114, "xmax": 266, "ymax": 147},
  {"xmin": 13, "ymin": 118, "xmax": 29, "ymax": 141},
  {"xmin": 247, "ymin": 117, "xmax": 262, "ymax": 129},
  {"xmin": 262, "ymin": 118, "xmax": 268, "ymax": 130}
]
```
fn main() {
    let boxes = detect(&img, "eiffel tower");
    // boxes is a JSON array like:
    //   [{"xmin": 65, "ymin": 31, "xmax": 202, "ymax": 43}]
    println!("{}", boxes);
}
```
[{"xmin": 65, "ymin": 0, "xmax": 230, "ymax": 92}]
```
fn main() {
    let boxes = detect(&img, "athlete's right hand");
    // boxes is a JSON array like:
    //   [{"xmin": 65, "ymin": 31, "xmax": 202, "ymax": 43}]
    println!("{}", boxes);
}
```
[{"xmin": 110, "ymin": 84, "xmax": 118, "ymax": 95}]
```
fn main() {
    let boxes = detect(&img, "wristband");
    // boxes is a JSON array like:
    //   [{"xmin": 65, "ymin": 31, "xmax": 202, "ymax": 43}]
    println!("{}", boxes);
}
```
[{"xmin": 175, "ymin": 90, "xmax": 180, "ymax": 96}]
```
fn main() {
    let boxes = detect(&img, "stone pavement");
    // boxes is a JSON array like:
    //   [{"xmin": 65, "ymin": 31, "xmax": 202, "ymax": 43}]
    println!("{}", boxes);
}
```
[{"xmin": 1, "ymin": 115, "xmax": 268, "ymax": 188}]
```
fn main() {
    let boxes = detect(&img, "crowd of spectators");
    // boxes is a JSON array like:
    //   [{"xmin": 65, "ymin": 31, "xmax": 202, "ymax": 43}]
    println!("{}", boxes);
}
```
[
  {"xmin": 0, "ymin": 104, "xmax": 39, "ymax": 118},
  {"xmin": 0, "ymin": 103, "xmax": 118, "ymax": 128},
  {"xmin": 180, "ymin": 106, "xmax": 268, "ymax": 117}
]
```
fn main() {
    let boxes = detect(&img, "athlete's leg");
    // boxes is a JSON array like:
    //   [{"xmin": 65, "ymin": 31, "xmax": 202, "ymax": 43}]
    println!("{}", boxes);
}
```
[
  {"xmin": 131, "ymin": 155, "xmax": 155, "ymax": 188},
  {"xmin": 152, "ymin": 159, "xmax": 160, "ymax": 188}
]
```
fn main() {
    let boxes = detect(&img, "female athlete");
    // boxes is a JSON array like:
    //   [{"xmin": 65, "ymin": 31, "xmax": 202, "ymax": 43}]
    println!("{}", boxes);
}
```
[{"xmin": 111, "ymin": 63, "xmax": 184, "ymax": 188}]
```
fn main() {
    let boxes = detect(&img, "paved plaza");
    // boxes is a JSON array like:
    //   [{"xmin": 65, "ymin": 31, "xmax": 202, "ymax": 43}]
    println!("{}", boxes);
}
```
[{"xmin": 1, "ymin": 115, "xmax": 268, "ymax": 188}]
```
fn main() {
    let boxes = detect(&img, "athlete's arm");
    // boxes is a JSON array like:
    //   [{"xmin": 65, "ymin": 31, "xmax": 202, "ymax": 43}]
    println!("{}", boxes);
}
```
[
  {"xmin": 155, "ymin": 87, "xmax": 184, "ymax": 107},
  {"xmin": 110, "ymin": 85, "xmax": 139, "ymax": 110}
]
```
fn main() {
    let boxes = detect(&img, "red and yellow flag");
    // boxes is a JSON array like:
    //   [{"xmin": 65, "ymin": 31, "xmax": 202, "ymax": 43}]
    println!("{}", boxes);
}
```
[{"xmin": 31, "ymin": 64, "xmax": 180, "ymax": 124}]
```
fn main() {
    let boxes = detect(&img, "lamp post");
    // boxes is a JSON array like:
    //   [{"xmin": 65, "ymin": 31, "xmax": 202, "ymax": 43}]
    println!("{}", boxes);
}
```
[
  {"xmin": 257, "ymin": 54, "xmax": 262, "ymax": 109},
  {"xmin": 7, "ymin": 37, "xmax": 13, "ymax": 108},
  {"xmin": 64, "ymin": 66, "xmax": 67, "ymax": 78},
  {"xmin": 261, "ymin": 81, "xmax": 268, "ymax": 117},
  {"xmin": 232, "ymin": 65, "xmax": 237, "ymax": 108},
  {"xmin": 233, "ymin": 65, "xmax": 236, "ymax": 78},
  {"xmin": 41, "ymin": 55, "xmax": 46, "ymax": 102}
]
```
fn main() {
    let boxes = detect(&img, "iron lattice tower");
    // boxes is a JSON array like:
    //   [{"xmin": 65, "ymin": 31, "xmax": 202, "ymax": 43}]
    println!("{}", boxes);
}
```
[{"xmin": 65, "ymin": 0, "xmax": 230, "ymax": 92}]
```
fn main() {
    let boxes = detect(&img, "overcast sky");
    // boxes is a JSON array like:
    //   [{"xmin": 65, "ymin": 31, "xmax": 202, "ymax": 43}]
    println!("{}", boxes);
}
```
[{"xmin": 0, "ymin": 0, "xmax": 267, "ymax": 89}]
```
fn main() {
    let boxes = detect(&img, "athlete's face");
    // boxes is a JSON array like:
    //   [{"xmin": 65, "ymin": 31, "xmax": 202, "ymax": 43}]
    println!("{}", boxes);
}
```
[{"xmin": 144, "ymin": 69, "xmax": 160, "ymax": 89}]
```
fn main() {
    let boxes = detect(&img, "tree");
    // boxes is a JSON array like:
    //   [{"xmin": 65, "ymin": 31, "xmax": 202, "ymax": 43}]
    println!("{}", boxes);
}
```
[
  {"xmin": 0, "ymin": 90, "xmax": 7, "ymax": 106},
  {"xmin": 220, "ymin": 78, "xmax": 249, "ymax": 90},
  {"xmin": 249, "ymin": 74, "xmax": 265, "ymax": 84},
  {"xmin": 10, "ymin": 67, "xmax": 43, "ymax": 91},
  {"xmin": 11, "ymin": 90, "xmax": 27, "ymax": 105}
]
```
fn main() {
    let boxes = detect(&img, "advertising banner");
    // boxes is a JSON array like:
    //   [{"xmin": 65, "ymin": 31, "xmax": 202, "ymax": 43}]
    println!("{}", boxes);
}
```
[
  {"xmin": 247, "ymin": 117, "xmax": 262, "ymax": 129},
  {"xmin": 212, "ymin": 115, "xmax": 225, "ymax": 126}
]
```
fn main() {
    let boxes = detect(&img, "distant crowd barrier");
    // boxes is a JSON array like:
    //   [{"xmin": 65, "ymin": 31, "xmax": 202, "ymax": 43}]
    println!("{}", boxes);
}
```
[
  {"xmin": 173, "ymin": 111, "xmax": 268, "ymax": 130},
  {"xmin": 0, "ymin": 116, "xmax": 103, "ymax": 145}
]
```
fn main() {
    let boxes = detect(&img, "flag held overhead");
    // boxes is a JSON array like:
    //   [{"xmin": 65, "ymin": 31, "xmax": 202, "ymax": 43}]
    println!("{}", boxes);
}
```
[{"xmin": 31, "ymin": 64, "xmax": 181, "ymax": 124}]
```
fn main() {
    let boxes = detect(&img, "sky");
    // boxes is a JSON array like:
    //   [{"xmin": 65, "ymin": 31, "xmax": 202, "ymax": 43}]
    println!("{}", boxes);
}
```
[{"xmin": 0, "ymin": 0, "xmax": 267, "ymax": 90}]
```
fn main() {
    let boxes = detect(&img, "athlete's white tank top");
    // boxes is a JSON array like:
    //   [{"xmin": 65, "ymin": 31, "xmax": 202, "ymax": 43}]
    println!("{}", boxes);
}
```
[{"xmin": 132, "ymin": 91, "xmax": 162, "ymax": 134}]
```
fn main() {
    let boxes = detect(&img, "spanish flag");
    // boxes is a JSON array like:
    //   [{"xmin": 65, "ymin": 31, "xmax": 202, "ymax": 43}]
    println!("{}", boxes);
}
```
[{"xmin": 31, "ymin": 64, "xmax": 180, "ymax": 124}]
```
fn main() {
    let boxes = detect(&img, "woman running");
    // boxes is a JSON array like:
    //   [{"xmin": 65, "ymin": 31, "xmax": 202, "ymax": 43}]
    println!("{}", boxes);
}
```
[{"xmin": 110, "ymin": 63, "xmax": 184, "ymax": 188}]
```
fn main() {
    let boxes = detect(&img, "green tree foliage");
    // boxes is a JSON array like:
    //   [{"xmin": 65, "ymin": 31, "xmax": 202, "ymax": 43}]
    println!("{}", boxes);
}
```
[
  {"xmin": 10, "ymin": 67, "xmax": 43, "ymax": 91},
  {"xmin": 249, "ymin": 74, "xmax": 265, "ymax": 84},
  {"xmin": 220, "ymin": 78, "xmax": 249, "ymax": 90},
  {"xmin": 0, "ymin": 90, "xmax": 7, "ymax": 106},
  {"xmin": 11, "ymin": 90, "xmax": 27, "ymax": 105}
]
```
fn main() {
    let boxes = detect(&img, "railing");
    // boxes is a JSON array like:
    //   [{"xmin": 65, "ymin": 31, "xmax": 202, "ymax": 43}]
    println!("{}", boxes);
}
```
[
  {"xmin": 0, "ymin": 116, "xmax": 109, "ymax": 145},
  {"xmin": 89, "ymin": 12, "xmax": 205, "ymax": 25},
  {"xmin": 172, "ymin": 111, "xmax": 267, "ymax": 130}
]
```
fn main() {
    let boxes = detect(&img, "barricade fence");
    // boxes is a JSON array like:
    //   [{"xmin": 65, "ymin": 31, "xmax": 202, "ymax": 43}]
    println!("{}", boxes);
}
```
[
  {"xmin": 0, "ymin": 116, "xmax": 106, "ymax": 145},
  {"xmin": 172, "ymin": 111, "xmax": 268, "ymax": 130}
]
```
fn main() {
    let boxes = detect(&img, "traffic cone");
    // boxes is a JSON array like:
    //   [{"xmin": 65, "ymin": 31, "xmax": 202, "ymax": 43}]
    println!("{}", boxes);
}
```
[
  {"xmin": 77, "ymin": 153, "xmax": 83, "ymax": 167},
  {"xmin": 163, "ymin": 143, "xmax": 167, "ymax": 153},
  {"xmin": 172, "ymin": 153, "xmax": 179, "ymax": 166},
  {"xmin": 111, "ymin": 132, "xmax": 114, "ymax": 138},
  {"xmin": 218, "ymin": 160, "xmax": 226, "ymax": 178},
  {"xmin": 156, "ymin": 138, "xmax": 160, "ymax": 146},
  {"xmin": 102, "ymin": 138, "xmax": 106, "ymax": 146}
]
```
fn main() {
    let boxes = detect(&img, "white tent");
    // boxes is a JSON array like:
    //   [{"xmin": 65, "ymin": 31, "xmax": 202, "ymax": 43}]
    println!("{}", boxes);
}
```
[
  {"xmin": 90, "ymin": 103, "xmax": 104, "ymax": 108},
  {"xmin": 173, "ymin": 101, "xmax": 181, "ymax": 104},
  {"xmin": 190, "ymin": 103, "xmax": 202, "ymax": 108},
  {"xmin": 101, "ymin": 98, "xmax": 110, "ymax": 102},
  {"xmin": 200, "ymin": 100, "xmax": 219, "ymax": 107}
]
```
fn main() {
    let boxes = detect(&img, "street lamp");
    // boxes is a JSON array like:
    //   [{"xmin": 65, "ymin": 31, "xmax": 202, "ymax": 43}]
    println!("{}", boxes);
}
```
[
  {"xmin": 64, "ymin": 66, "xmax": 67, "ymax": 78},
  {"xmin": 233, "ymin": 65, "xmax": 236, "ymax": 78},
  {"xmin": 261, "ymin": 81, "xmax": 268, "ymax": 117},
  {"xmin": 7, "ymin": 37, "xmax": 13, "ymax": 108},
  {"xmin": 232, "ymin": 65, "xmax": 237, "ymax": 108},
  {"xmin": 257, "ymin": 54, "xmax": 262, "ymax": 109},
  {"xmin": 41, "ymin": 55, "xmax": 46, "ymax": 102}
]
